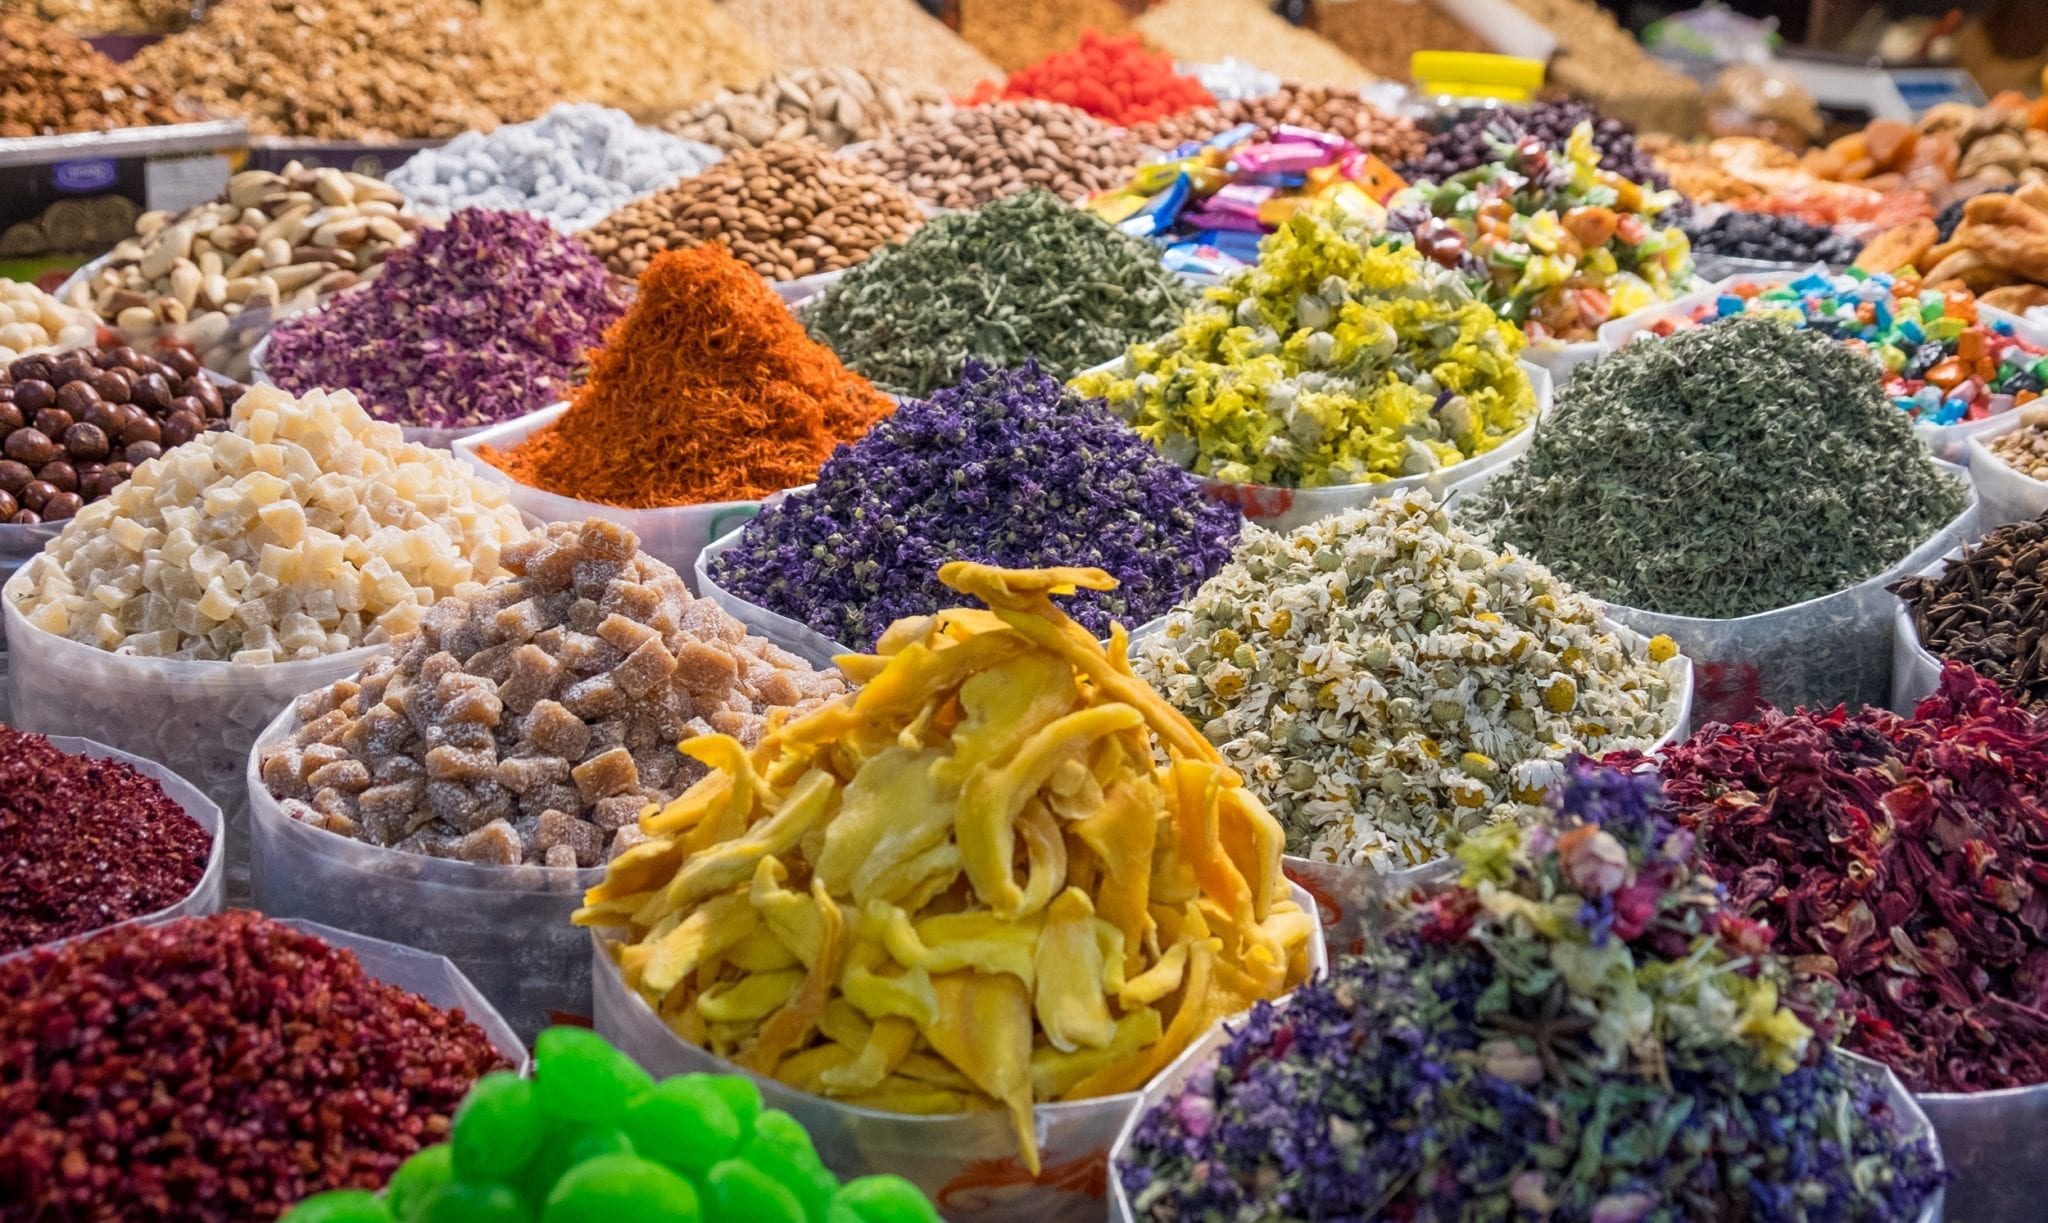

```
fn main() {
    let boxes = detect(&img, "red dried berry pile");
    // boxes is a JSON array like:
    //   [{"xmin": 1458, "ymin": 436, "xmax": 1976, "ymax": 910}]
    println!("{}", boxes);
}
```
[
  {"xmin": 0, "ymin": 911, "xmax": 508, "ymax": 1219},
  {"xmin": 0, "ymin": 726, "xmax": 211, "ymax": 956},
  {"xmin": 1622, "ymin": 662, "xmax": 2048, "ymax": 1095},
  {"xmin": 963, "ymin": 31, "xmax": 1213, "ymax": 127}
]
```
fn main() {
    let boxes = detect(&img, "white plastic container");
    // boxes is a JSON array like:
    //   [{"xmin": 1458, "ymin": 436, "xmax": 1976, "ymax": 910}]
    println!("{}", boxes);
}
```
[
  {"xmin": 1888, "ymin": 549, "xmax": 1956, "ymax": 714},
  {"xmin": 593, "ymin": 881, "xmax": 1327, "ymax": 1222},
  {"xmin": 1516, "ymin": 336, "xmax": 1603, "ymax": 386},
  {"xmin": 1964, "ymin": 410, "xmax": 2048, "ymax": 528},
  {"xmin": 1106, "ymin": 1021, "xmax": 1944, "ymax": 1223},
  {"xmin": 59, "ymin": 250, "xmax": 313, "ymax": 382},
  {"xmin": 247, "ymin": 706, "xmax": 605, "ymax": 1043},
  {"xmin": 3, "ymin": 572, "xmax": 383, "ymax": 901},
  {"xmin": 247, "ymin": 335, "xmax": 489, "ymax": 451},
  {"xmin": 452, "ymin": 403, "xmax": 762, "ymax": 591},
  {"xmin": 0, "ymin": 734, "xmax": 225, "ymax": 961},
  {"xmin": 1914, "ymin": 1080, "xmax": 2048, "ymax": 1223},
  {"xmin": 1074, "ymin": 358, "xmax": 1553, "ymax": 533},
  {"xmin": 774, "ymin": 267, "xmax": 847, "ymax": 308}
]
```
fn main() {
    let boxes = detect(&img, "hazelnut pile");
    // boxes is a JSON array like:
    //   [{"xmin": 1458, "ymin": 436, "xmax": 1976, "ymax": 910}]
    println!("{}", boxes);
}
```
[
  {"xmin": 0, "ymin": 12, "xmax": 185, "ymax": 137},
  {"xmin": 0, "ymin": 346, "xmax": 239, "ymax": 524}
]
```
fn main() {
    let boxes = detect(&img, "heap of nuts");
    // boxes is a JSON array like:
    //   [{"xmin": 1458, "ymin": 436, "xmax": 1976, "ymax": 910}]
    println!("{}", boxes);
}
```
[
  {"xmin": 0, "ymin": 345, "xmax": 239, "ymax": 524},
  {"xmin": 579, "ymin": 138, "xmax": 925, "ymax": 282},
  {"xmin": 846, "ymin": 100, "xmax": 1145, "ymax": 209},
  {"xmin": 663, "ymin": 67, "xmax": 952, "ymax": 152},
  {"xmin": 1126, "ymin": 84, "xmax": 1428, "ymax": 166},
  {"xmin": 64, "ymin": 163, "xmax": 420, "ymax": 379},
  {"xmin": 0, "ymin": 11, "xmax": 186, "ymax": 137}
]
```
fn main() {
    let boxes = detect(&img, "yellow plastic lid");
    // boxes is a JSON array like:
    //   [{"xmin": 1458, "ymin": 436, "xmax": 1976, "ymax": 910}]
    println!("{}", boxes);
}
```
[{"xmin": 1410, "ymin": 52, "xmax": 1547, "ymax": 102}]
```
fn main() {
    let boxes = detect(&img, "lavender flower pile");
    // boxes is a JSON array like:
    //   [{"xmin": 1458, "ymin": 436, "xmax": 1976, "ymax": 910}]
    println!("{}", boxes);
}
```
[
  {"xmin": 708, "ymin": 361, "xmax": 1241, "ymax": 648},
  {"xmin": 261, "ymin": 208, "xmax": 627, "ymax": 432},
  {"xmin": 1119, "ymin": 760, "xmax": 1946, "ymax": 1223}
]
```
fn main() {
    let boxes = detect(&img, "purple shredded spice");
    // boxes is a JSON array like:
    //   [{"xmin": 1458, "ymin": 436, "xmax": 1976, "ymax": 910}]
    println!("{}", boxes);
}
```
[{"xmin": 263, "ymin": 208, "xmax": 626, "ymax": 430}]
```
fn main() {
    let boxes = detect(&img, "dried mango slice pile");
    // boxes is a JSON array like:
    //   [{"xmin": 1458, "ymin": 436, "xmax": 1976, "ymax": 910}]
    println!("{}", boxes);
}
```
[{"xmin": 576, "ymin": 562, "xmax": 1316, "ymax": 1170}]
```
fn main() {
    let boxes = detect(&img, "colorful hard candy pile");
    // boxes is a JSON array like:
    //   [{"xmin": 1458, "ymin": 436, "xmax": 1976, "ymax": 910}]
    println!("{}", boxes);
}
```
[{"xmin": 23, "ymin": 11, "xmax": 2048, "ymax": 1219}]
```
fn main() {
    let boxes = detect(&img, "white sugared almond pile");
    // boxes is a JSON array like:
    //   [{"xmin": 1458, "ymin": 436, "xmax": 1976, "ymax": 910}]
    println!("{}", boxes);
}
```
[{"xmin": 9, "ymin": 384, "xmax": 530, "ymax": 663}]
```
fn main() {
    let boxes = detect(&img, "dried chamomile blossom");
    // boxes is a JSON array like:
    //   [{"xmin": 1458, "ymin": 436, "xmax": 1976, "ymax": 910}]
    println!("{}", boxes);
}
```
[
  {"xmin": 1135, "ymin": 492, "xmax": 1682, "ymax": 870},
  {"xmin": 1072, "ymin": 205, "xmax": 1537, "ymax": 489},
  {"xmin": 10, "ymin": 384, "xmax": 529, "ymax": 662}
]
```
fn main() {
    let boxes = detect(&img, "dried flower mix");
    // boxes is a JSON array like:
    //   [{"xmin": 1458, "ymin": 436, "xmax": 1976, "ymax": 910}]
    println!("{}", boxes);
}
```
[
  {"xmin": 1388, "ymin": 123, "xmax": 1693, "ymax": 343},
  {"xmin": 804, "ymin": 191, "xmax": 1194, "ymax": 398},
  {"xmin": 961, "ymin": 32, "xmax": 1215, "ymax": 128},
  {"xmin": 1135, "ymin": 492, "xmax": 1680, "ymax": 870},
  {"xmin": 0, "ymin": 726, "xmax": 210, "ymax": 955},
  {"xmin": 260, "ymin": 519, "xmax": 845, "ymax": 868},
  {"xmin": 1072, "ymin": 207, "xmax": 1538, "ymax": 489},
  {"xmin": 1118, "ymin": 760, "xmax": 1946, "ymax": 1222},
  {"xmin": 263, "ymin": 209, "xmax": 627, "ymax": 433},
  {"xmin": 478, "ymin": 247, "xmax": 893, "ymax": 509},
  {"xmin": 710, "ymin": 363, "xmax": 1240, "ymax": 649},
  {"xmin": 1640, "ymin": 663, "xmax": 2048, "ymax": 1094},
  {"xmin": 578, "ymin": 563, "xmax": 1316, "ymax": 1171},
  {"xmin": 10, "ymin": 384, "xmax": 529, "ymax": 661},
  {"xmin": 285, "ymin": 1028, "xmax": 942, "ymax": 1223},
  {"xmin": 0, "ymin": 911, "xmax": 507, "ymax": 1218},
  {"xmin": 1470, "ymin": 315, "xmax": 1970, "ymax": 619}
]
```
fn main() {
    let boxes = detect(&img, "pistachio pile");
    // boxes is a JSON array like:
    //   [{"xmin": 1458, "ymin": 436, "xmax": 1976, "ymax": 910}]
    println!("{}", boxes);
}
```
[
  {"xmin": 664, "ymin": 67, "xmax": 952, "ymax": 152},
  {"xmin": 847, "ymin": 100, "xmax": 1145, "ymax": 208},
  {"xmin": 64, "ymin": 164, "xmax": 421, "ymax": 379}
]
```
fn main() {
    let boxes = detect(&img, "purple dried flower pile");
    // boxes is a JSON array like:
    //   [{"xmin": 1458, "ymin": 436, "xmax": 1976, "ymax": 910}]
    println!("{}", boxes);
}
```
[
  {"xmin": 263, "ymin": 208, "xmax": 626, "ymax": 431},
  {"xmin": 708, "ymin": 361, "xmax": 1241, "ymax": 648},
  {"xmin": 1119, "ymin": 760, "xmax": 1946, "ymax": 1223}
]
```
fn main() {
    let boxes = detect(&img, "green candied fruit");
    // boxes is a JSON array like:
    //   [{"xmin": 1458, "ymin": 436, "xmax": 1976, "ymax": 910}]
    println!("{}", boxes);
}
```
[
  {"xmin": 742, "ymin": 1110, "xmax": 837, "ymax": 1218},
  {"xmin": 827, "ymin": 1175, "xmax": 945, "ymax": 1223},
  {"xmin": 387, "ymin": 1144, "xmax": 456, "ymax": 1218},
  {"xmin": 534, "ymin": 1027, "xmax": 655, "ymax": 1127},
  {"xmin": 704, "ymin": 1157, "xmax": 806, "ymax": 1223},
  {"xmin": 415, "ymin": 1181, "xmax": 534, "ymax": 1223},
  {"xmin": 622, "ymin": 1078, "xmax": 741, "ymax": 1174},
  {"xmin": 453, "ymin": 1072, "xmax": 545, "ymax": 1185},
  {"xmin": 541, "ymin": 1154, "xmax": 701, "ymax": 1223},
  {"xmin": 693, "ymin": 1073, "xmax": 763, "ymax": 1136},
  {"xmin": 281, "ymin": 1190, "xmax": 393, "ymax": 1222}
]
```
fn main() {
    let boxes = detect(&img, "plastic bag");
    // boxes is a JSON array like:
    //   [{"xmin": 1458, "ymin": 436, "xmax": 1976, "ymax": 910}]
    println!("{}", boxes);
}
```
[
  {"xmin": 1965, "ymin": 413, "xmax": 2048, "ymax": 527},
  {"xmin": 285, "ymin": 916, "xmax": 530, "ymax": 1072},
  {"xmin": 246, "ymin": 707, "xmax": 604, "ymax": 1043},
  {"xmin": 0, "ymin": 735, "xmax": 226, "ymax": 963},
  {"xmin": 592, "ymin": 882, "xmax": 1327, "ymax": 1222},
  {"xmin": 248, "ymin": 335, "xmax": 488, "ymax": 451},
  {"xmin": 2, "ymin": 575, "xmax": 383, "ymax": 901},
  {"xmin": 452, "ymin": 404, "xmax": 761, "ymax": 592},
  {"xmin": 1073, "ymin": 358, "xmax": 1553, "ymax": 534}
]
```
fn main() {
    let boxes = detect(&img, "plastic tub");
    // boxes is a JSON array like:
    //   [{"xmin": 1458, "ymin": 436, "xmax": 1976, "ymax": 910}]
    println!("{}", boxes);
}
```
[
  {"xmin": 1914, "ymin": 1081, "xmax": 2048, "ymax": 1223},
  {"xmin": 0, "ymin": 734, "xmax": 226, "ymax": 962},
  {"xmin": 247, "ymin": 706, "xmax": 605, "ymax": 1043},
  {"xmin": 247, "ymin": 334, "xmax": 488, "ymax": 451},
  {"xmin": 1280, "ymin": 629, "xmax": 1692, "ymax": 954},
  {"xmin": 285, "ymin": 916, "xmax": 530, "ymax": 1072},
  {"xmin": 1889, "ymin": 549, "xmax": 1956, "ymax": 714},
  {"xmin": 1452, "ymin": 462, "xmax": 1977, "ymax": 726},
  {"xmin": 1964, "ymin": 410, "xmax": 2048, "ymax": 528},
  {"xmin": 1074, "ymin": 358, "xmax": 1552, "ymax": 534},
  {"xmin": 592, "ymin": 881, "xmax": 1327, "ymax": 1222},
  {"xmin": 775, "ymin": 267, "xmax": 847, "ymax": 308},
  {"xmin": 452, "ymin": 403, "xmax": 761, "ymax": 591},
  {"xmin": 3, "ymin": 571, "xmax": 384, "ymax": 902},
  {"xmin": 1105, "ymin": 1020, "xmax": 1944, "ymax": 1223},
  {"xmin": 59, "ymin": 250, "xmax": 321, "ymax": 382}
]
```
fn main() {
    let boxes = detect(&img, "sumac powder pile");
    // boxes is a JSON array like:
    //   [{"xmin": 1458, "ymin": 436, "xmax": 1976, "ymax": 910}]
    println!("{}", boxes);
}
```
[
  {"xmin": 0, "ymin": 911, "xmax": 507, "ymax": 1218},
  {"xmin": 0, "ymin": 727, "xmax": 210, "ymax": 955},
  {"xmin": 1633, "ymin": 663, "xmax": 2048, "ymax": 1094},
  {"xmin": 1893, "ymin": 515, "xmax": 2048, "ymax": 708}
]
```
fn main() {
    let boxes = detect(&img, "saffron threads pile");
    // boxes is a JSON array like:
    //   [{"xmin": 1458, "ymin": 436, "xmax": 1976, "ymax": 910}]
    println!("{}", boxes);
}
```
[{"xmin": 478, "ymin": 247, "xmax": 893, "ymax": 508}]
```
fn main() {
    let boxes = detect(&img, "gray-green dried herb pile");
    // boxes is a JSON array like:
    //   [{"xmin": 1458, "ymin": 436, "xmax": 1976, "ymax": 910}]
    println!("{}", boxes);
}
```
[
  {"xmin": 1468, "ymin": 315, "xmax": 1968, "ymax": 619},
  {"xmin": 802, "ymin": 188, "xmax": 1192, "ymax": 397}
]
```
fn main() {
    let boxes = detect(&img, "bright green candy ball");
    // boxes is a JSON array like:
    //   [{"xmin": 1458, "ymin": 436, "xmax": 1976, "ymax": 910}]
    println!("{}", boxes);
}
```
[
  {"xmin": 561, "ymin": 1128, "xmax": 636, "ymax": 1166},
  {"xmin": 453, "ymin": 1072, "xmax": 545, "ymax": 1186},
  {"xmin": 542, "ymin": 1154, "xmax": 701, "ymax": 1223},
  {"xmin": 387, "ymin": 1144, "xmax": 456, "ymax": 1219},
  {"xmin": 534, "ymin": 1028, "xmax": 655, "ymax": 1126},
  {"xmin": 742, "ymin": 1111, "xmax": 836, "ymax": 1217},
  {"xmin": 691, "ymin": 1074, "xmax": 762, "ymax": 1137},
  {"xmin": 826, "ymin": 1175, "xmax": 943, "ymax": 1223},
  {"xmin": 281, "ymin": 1189, "xmax": 393, "ymax": 1223},
  {"xmin": 414, "ymin": 1182, "xmax": 534, "ymax": 1223},
  {"xmin": 622, "ymin": 1079, "xmax": 740, "ymax": 1174},
  {"xmin": 704, "ymin": 1158, "xmax": 806, "ymax": 1223}
]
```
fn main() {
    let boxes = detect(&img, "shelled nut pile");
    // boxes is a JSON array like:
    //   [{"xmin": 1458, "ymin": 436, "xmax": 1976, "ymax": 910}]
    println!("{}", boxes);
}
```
[
  {"xmin": 664, "ymin": 67, "xmax": 952, "ymax": 152},
  {"xmin": 847, "ymin": 100, "xmax": 1145, "ymax": 208}
]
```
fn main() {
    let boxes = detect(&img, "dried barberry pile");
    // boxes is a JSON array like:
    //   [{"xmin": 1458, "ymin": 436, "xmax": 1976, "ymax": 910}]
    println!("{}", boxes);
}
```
[{"xmin": 0, "ymin": 912, "xmax": 507, "ymax": 1219}]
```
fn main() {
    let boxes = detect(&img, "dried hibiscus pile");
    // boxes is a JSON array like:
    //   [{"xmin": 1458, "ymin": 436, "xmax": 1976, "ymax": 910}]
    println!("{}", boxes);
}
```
[{"xmin": 1634, "ymin": 662, "xmax": 2048, "ymax": 1095}]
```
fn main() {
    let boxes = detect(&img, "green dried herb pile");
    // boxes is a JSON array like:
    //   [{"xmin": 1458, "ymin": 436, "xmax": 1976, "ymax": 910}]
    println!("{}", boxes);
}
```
[
  {"xmin": 803, "ymin": 189, "xmax": 1193, "ymax": 397},
  {"xmin": 1470, "ymin": 315, "xmax": 1968, "ymax": 619}
]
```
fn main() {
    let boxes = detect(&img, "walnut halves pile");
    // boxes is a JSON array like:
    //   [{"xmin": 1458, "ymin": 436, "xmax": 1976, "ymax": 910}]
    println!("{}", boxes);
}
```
[{"xmin": 260, "ymin": 519, "xmax": 846, "ymax": 869}]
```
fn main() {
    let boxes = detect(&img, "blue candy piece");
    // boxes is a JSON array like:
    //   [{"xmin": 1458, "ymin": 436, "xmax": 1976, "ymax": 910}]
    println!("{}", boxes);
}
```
[{"xmin": 1716, "ymin": 294, "xmax": 1744, "ymax": 318}]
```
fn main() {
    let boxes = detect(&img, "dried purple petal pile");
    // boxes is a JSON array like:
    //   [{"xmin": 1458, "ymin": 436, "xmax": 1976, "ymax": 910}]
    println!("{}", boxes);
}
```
[
  {"xmin": 708, "ymin": 361, "xmax": 1240, "ymax": 648},
  {"xmin": 263, "ymin": 208, "xmax": 626, "ymax": 430}
]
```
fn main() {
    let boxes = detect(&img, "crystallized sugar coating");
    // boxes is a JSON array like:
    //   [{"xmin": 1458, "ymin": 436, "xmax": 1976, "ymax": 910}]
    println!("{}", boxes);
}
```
[
  {"xmin": 1135, "ymin": 492, "xmax": 1682, "ymax": 870},
  {"xmin": 387, "ymin": 103, "xmax": 723, "ymax": 231},
  {"xmin": 10, "ymin": 384, "xmax": 529, "ymax": 663},
  {"xmin": 260, "ymin": 518, "xmax": 845, "ymax": 867}
]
